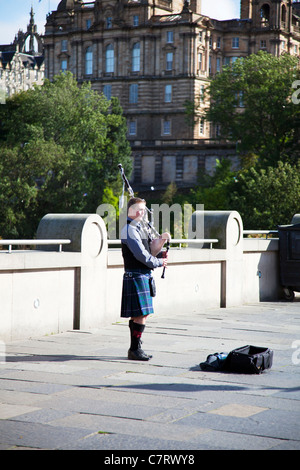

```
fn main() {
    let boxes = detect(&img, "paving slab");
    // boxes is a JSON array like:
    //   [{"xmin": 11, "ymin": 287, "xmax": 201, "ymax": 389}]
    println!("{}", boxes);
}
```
[{"xmin": 0, "ymin": 298, "xmax": 300, "ymax": 451}]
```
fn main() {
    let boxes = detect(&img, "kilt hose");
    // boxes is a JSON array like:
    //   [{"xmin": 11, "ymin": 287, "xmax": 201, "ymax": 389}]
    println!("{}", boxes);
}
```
[{"xmin": 121, "ymin": 269, "xmax": 154, "ymax": 318}]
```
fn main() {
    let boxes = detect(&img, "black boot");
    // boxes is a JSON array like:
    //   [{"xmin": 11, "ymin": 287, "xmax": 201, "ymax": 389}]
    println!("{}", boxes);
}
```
[{"xmin": 128, "ymin": 320, "xmax": 152, "ymax": 361}]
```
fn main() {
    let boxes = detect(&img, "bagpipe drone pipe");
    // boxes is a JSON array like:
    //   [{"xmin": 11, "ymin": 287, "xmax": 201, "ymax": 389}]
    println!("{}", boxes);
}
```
[{"xmin": 117, "ymin": 164, "xmax": 170, "ymax": 278}]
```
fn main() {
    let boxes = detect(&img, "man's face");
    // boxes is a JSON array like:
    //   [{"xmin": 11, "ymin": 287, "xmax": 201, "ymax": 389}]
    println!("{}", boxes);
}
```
[{"xmin": 129, "ymin": 202, "xmax": 146, "ymax": 221}]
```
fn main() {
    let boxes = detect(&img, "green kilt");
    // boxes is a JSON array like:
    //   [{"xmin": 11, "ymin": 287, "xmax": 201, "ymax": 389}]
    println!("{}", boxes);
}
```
[{"xmin": 121, "ymin": 269, "xmax": 154, "ymax": 318}]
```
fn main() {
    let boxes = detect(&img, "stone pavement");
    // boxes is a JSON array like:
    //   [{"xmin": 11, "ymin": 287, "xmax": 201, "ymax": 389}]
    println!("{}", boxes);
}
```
[{"xmin": 0, "ymin": 297, "xmax": 300, "ymax": 451}]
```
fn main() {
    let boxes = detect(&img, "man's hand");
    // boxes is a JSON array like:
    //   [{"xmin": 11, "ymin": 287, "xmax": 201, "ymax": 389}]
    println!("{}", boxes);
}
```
[{"xmin": 161, "ymin": 232, "xmax": 171, "ymax": 242}]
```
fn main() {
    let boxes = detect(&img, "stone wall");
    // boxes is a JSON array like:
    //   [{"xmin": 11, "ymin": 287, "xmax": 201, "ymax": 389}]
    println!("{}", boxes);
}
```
[{"xmin": 0, "ymin": 211, "xmax": 286, "ymax": 342}]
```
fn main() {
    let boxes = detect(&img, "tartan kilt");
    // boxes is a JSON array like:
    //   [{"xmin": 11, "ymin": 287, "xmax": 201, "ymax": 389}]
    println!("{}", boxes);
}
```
[{"xmin": 121, "ymin": 270, "xmax": 154, "ymax": 318}]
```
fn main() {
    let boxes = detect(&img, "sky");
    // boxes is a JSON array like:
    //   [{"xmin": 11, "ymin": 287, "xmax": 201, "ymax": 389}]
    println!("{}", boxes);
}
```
[{"xmin": 0, "ymin": 0, "xmax": 241, "ymax": 45}]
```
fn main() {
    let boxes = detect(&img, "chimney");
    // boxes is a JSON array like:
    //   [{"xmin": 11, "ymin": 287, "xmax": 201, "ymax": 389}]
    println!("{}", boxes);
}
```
[
  {"xmin": 240, "ymin": 0, "xmax": 252, "ymax": 19},
  {"xmin": 189, "ymin": 0, "xmax": 202, "ymax": 14}
]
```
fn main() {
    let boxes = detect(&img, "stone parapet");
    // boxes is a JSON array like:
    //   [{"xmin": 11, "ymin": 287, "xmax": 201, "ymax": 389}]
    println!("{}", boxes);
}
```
[{"xmin": 0, "ymin": 211, "xmax": 286, "ymax": 342}]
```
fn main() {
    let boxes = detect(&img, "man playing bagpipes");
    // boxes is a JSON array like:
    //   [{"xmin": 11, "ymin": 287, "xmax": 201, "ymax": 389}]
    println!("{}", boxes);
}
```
[{"xmin": 120, "ymin": 196, "xmax": 170, "ymax": 361}]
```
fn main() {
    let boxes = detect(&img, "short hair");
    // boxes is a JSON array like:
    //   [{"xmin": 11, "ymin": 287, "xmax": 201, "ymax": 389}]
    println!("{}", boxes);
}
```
[{"xmin": 127, "ymin": 197, "xmax": 146, "ymax": 212}]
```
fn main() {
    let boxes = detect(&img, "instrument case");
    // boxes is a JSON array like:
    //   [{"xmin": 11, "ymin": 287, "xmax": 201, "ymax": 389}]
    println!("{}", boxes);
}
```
[{"xmin": 224, "ymin": 345, "xmax": 273, "ymax": 374}]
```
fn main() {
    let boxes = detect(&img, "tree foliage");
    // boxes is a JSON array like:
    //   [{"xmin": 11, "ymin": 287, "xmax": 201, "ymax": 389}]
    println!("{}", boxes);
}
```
[
  {"xmin": 205, "ymin": 51, "xmax": 300, "ymax": 167},
  {"xmin": 187, "ymin": 52, "xmax": 300, "ymax": 229},
  {"xmin": 0, "ymin": 72, "xmax": 132, "ymax": 238},
  {"xmin": 191, "ymin": 158, "xmax": 300, "ymax": 229},
  {"xmin": 229, "ymin": 160, "xmax": 300, "ymax": 229},
  {"xmin": 190, "ymin": 159, "xmax": 235, "ymax": 211}
]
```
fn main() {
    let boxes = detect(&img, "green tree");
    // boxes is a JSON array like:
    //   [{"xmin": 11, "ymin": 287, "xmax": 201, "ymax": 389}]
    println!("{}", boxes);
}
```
[
  {"xmin": 0, "ymin": 72, "xmax": 132, "ymax": 238},
  {"xmin": 189, "ymin": 159, "xmax": 300, "ymax": 229},
  {"xmin": 204, "ymin": 51, "xmax": 300, "ymax": 167},
  {"xmin": 0, "ymin": 138, "xmax": 64, "ymax": 237},
  {"xmin": 190, "ymin": 158, "xmax": 236, "ymax": 211},
  {"xmin": 229, "ymin": 161, "xmax": 300, "ymax": 229}
]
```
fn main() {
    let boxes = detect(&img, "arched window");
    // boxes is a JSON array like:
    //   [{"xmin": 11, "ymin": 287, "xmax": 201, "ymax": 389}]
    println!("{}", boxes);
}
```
[
  {"xmin": 132, "ymin": 42, "xmax": 140, "ymax": 72},
  {"xmin": 260, "ymin": 4, "xmax": 270, "ymax": 25},
  {"xmin": 281, "ymin": 4, "xmax": 287, "ymax": 25},
  {"xmin": 85, "ymin": 46, "xmax": 93, "ymax": 75},
  {"xmin": 105, "ymin": 44, "xmax": 114, "ymax": 73}
]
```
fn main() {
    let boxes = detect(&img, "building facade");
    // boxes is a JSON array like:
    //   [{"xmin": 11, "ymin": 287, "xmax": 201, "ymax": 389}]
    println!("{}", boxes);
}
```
[
  {"xmin": 0, "ymin": 8, "xmax": 44, "ymax": 102},
  {"xmin": 43, "ymin": 0, "xmax": 300, "ymax": 189}
]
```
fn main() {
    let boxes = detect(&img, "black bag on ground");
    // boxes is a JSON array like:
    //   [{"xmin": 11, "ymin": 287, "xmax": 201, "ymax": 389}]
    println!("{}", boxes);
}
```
[{"xmin": 224, "ymin": 345, "xmax": 273, "ymax": 374}]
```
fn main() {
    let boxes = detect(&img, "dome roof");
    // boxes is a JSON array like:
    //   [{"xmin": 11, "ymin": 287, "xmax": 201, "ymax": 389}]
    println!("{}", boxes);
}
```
[{"xmin": 57, "ymin": 0, "xmax": 75, "ymax": 11}]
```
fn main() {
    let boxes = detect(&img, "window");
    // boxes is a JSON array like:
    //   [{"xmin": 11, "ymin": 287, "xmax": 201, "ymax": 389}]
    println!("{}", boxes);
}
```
[
  {"xmin": 183, "ymin": 156, "xmax": 198, "ymax": 183},
  {"xmin": 281, "ymin": 5, "xmax": 287, "ymax": 24},
  {"xmin": 61, "ymin": 59, "xmax": 67, "ymax": 73},
  {"xmin": 129, "ymin": 84, "xmax": 138, "ymax": 103},
  {"xmin": 234, "ymin": 92, "xmax": 239, "ymax": 107},
  {"xmin": 166, "ymin": 52, "xmax": 173, "ymax": 71},
  {"xmin": 217, "ymin": 37, "xmax": 221, "ymax": 48},
  {"xmin": 106, "ymin": 17, "xmax": 112, "ymax": 29},
  {"xmin": 164, "ymin": 84, "xmax": 172, "ymax": 103},
  {"xmin": 260, "ymin": 40, "xmax": 267, "ymax": 49},
  {"xmin": 61, "ymin": 40, "xmax": 68, "ymax": 52},
  {"xmin": 129, "ymin": 120, "xmax": 137, "ymax": 135},
  {"xmin": 232, "ymin": 37, "xmax": 239, "ymax": 49},
  {"xmin": 86, "ymin": 19, "xmax": 92, "ymax": 30},
  {"xmin": 133, "ymin": 15, "xmax": 139, "ymax": 26},
  {"xmin": 162, "ymin": 119, "xmax": 171, "ymax": 135},
  {"xmin": 260, "ymin": 4, "xmax": 270, "ymax": 25},
  {"xmin": 216, "ymin": 57, "xmax": 221, "ymax": 72},
  {"xmin": 199, "ymin": 119, "xmax": 205, "ymax": 135},
  {"xmin": 105, "ymin": 44, "xmax": 114, "ymax": 73},
  {"xmin": 103, "ymin": 84, "xmax": 111, "ymax": 100},
  {"xmin": 85, "ymin": 46, "xmax": 93, "ymax": 75},
  {"xmin": 167, "ymin": 31, "xmax": 173, "ymax": 43},
  {"xmin": 132, "ymin": 43, "xmax": 140, "ymax": 72},
  {"xmin": 239, "ymin": 91, "xmax": 244, "ymax": 108},
  {"xmin": 162, "ymin": 156, "xmax": 176, "ymax": 182},
  {"xmin": 200, "ymin": 85, "xmax": 205, "ymax": 103},
  {"xmin": 198, "ymin": 52, "xmax": 203, "ymax": 71}
]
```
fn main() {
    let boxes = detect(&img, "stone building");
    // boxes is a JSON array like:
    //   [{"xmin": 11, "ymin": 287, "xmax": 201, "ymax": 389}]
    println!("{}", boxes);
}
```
[
  {"xmin": 0, "ymin": 8, "xmax": 44, "ymax": 102},
  {"xmin": 43, "ymin": 0, "xmax": 300, "ymax": 189}
]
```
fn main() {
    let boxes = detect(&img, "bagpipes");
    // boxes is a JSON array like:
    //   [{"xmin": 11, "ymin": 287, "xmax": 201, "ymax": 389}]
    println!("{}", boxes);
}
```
[{"xmin": 118, "ymin": 163, "xmax": 170, "ymax": 278}]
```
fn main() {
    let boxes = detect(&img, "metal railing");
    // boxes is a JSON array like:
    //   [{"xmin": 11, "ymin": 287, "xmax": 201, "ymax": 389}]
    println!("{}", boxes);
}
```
[
  {"xmin": 169, "ymin": 239, "xmax": 218, "ymax": 249},
  {"xmin": 243, "ymin": 230, "xmax": 278, "ymax": 239},
  {"xmin": 0, "ymin": 239, "xmax": 71, "ymax": 253},
  {"xmin": 108, "ymin": 238, "xmax": 219, "ymax": 249}
]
